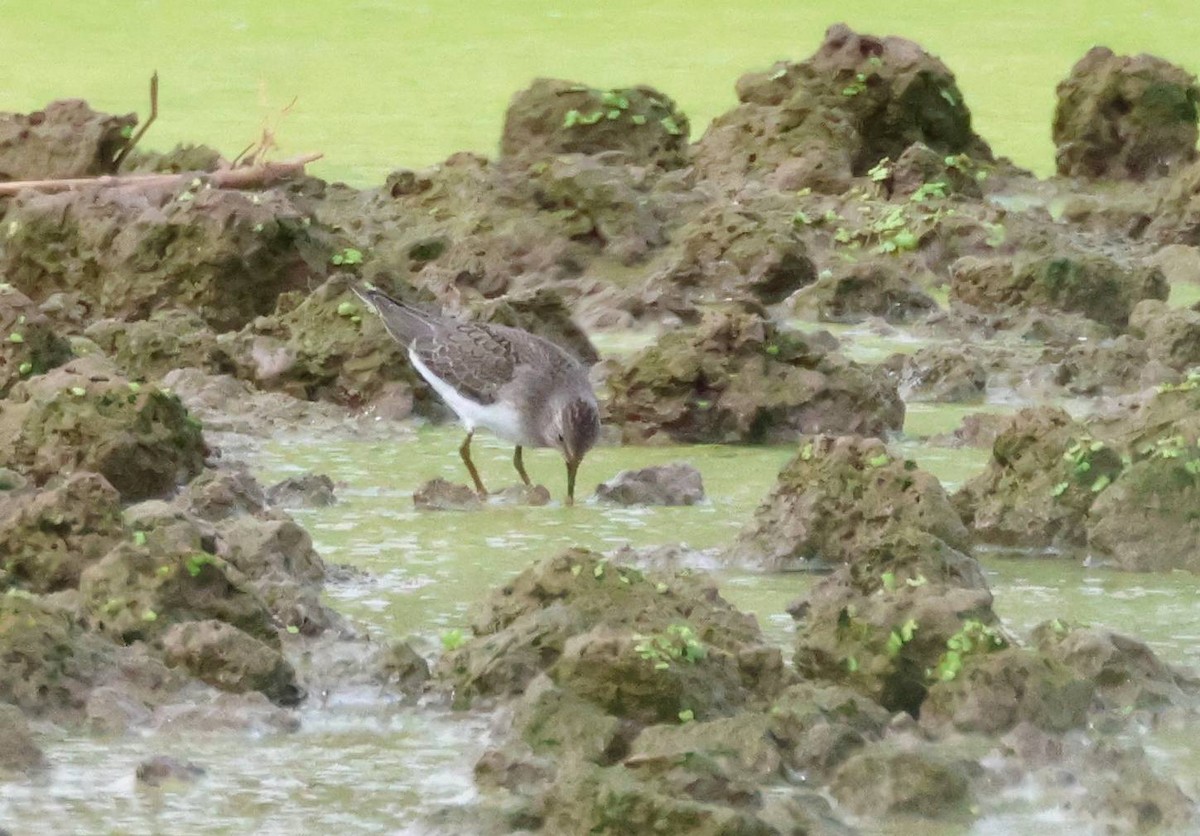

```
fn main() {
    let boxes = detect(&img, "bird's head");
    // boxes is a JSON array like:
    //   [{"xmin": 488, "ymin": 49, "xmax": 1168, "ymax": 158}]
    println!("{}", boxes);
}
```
[{"xmin": 549, "ymin": 396, "xmax": 601, "ymax": 504}]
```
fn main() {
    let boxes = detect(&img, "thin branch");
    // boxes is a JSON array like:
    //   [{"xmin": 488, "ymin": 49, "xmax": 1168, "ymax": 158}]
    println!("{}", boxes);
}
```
[
  {"xmin": 0, "ymin": 153, "xmax": 323, "ymax": 197},
  {"xmin": 113, "ymin": 71, "xmax": 160, "ymax": 170}
]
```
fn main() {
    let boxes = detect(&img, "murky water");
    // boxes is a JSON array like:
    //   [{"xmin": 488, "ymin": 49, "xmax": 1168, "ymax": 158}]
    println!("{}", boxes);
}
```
[
  {"xmin": 7, "ymin": 406, "xmax": 1199, "ymax": 834},
  {"xmin": 2, "ymin": 1, "xmax": 1196, "ymax": 184}
]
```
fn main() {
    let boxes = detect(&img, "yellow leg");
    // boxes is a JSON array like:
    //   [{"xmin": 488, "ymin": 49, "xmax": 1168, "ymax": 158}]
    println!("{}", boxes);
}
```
[
  {"xmin": 459, "ymin": 431, "xmax": 488, "ymax": 496},
  {"xmin": 513, "ymin": 445, "xmax": 532, "ymax": 486}
]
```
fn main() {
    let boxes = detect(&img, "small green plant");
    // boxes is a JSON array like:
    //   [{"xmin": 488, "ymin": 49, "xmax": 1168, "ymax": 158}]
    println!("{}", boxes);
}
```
[
  {"xmin": 930, "ymin": 619, "xmax": 1007, "ymax": 682},
  {"xmin": 1155, "ymin": 369, "xmax": 1200, "ymax": 393},
  {"xmin": 1059, "ymin": 436, "xmax": 1122, "ymax": 496},
  {"xmin": 330, "ymin": 247, "xmax": 363, "ymax": 266},
  {"xmin": 867, "ymin": 453, "xmax": 890, "ymax": 468},
  {"xmin": 910, "ymin": 181, "xmax": 948, "ymax": 203},
  {"xmin": 885, "ymin": 619, "xmax": 919, "ymax": 657},
  {"xmin": 677, "ymin": 708, "xmax": 695, "ymax": 722},
  {"xmin": 867, "ymin": 159, "xmax": 892, "ymax": 182},
  {"xmin": 185, "ymin": 553, "xmax": 217, "ymax": 577},
  {"xmin": 600, "ymin": 90, "xmax": 630, "ymax": 110},
  {"xmin": 7, "ymin": 332, "xmax": 23, "ymax": 343},
  {"xmin": 842, "ymin": 72, "xmax": 869, "ymax": 97},
  {"xmin": 799, "ymin": 441, "xmax": 815, "ymax": 461},
  {"xmin": 634, "ymin": 623, "xmax": 706, "ymax": 670},
  {"xmin": 659, "ymin": 115, "xmax": 683, "ymax": 136},
  {"xmin": 336, "ymin": 301, "xmax": 358, "ymax": 317},
  {"xmin": 441, "ymin": 629, "xmax": 467, "ymax": 651}
]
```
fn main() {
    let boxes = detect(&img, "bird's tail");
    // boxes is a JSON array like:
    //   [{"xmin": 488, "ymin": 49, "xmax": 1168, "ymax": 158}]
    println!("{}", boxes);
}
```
[{"xmin": 353, "ymin": 286, "xmax": 437, "ymax": 346}]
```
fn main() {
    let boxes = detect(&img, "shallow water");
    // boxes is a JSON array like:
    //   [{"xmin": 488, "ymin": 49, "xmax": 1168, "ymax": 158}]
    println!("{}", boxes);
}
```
[
  {"xmin": 5, "ymin": 404, "xmax": 1200, "ymax": 833},
  {"xmin": 2, "ymin": 1, "xmax": 1197, "ymax": 184}
]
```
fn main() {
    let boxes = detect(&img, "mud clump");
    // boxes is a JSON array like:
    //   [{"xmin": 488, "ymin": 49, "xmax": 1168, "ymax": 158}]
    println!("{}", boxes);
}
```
[
  {"xmin": 0, "ymin": 472, "xmax": 125, "ymax": 593},
  {"xmin": 0, "ymin": 99, "xmax": 136, "ymax": 181},
  {"xmin": 950, "ymin": 252, "xmax": 1168, "ymax": 330},
  {"xmin": 435, "ymin": 548, "xmax": 780, "ymax": 715},
  {"xmin": 790, "ymin": 261, "xmax": 937, "ymax": 324},
  {"xmin": 695, "ymin": 23, "xmax": 993, "ymax": 190},
  {"xmin": 162, "ymin": 619, "xmax": 303, "ymax": 706},
  {"xmin": 1, "ymin": 184, "xmax": 326, "ymax": 332},
  {"xmin": 952, "ymin": 406, "xmax": 1115, "ymax": 549},
  {"xmin": 84, "ymin": 310, "xmax": 231, "ymax": 383},
  {"xmin": 0, "ymin": 355, "xmax": 206, "ymax": 502},
  {"xmin": 605, "ymin": 308, "xmax": 903, "ymax": 444},
  {"xmin": 1054, "ymin": 47, "xmax": 1199, "ymax": 180},
  {"xmin": 227, "ymin": 275, "xmax": 426, "ymax": 409},
  {"xmin": 641, "ymin": 203, "xmax": 817, "ymax": 314},
  {"xmin": 594, "ymin": 462, "xmax": 705, "ymax": 506},
  {"xmin": 731, "ymin": 435, "xmax": 970, "ymax": 569},
  {"xmin": 0, "ymin": 284, "xmax": 74, "ymax": 398},
  {"xmin": 500, "ymin": 79, "xmax": 690, "ymax": 171}
]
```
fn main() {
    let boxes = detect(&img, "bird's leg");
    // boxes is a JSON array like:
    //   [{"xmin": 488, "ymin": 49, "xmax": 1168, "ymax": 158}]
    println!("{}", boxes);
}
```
[
  {"xmin": 513, "ymin": 445, "xmax": 532, "ymax": 487},
  {"xmin": 459, "ymin": 431, "xmax": 488, "ymax": 497}
]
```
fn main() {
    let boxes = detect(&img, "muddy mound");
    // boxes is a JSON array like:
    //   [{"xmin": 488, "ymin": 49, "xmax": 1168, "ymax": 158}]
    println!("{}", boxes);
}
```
[
  {"xmin": 0, "ymin": 354, "xmax": 205, "ymax": 501},
  {"xmin": 731, "ymin": 435, "xmax": 970, "ymax": 569},
  {"xmin": 957, "ymin": 380, "xmax": 1200, "ymax": 571},
  {"xmin": 0, "ymin": 283, "xmax": 74, "ymax": 397},
  {"xmin": 0, "ymin": 472, "xmax": 124, "ymax": 593},
  {"xmin": 790, "ymin": 260, "xmax": 937, "ymax": 324},
  {"xmin": 226, "ymin": 275, "xmax": 425, "ymax": 408},
  {"xmin": 84, "ymin": 310, "xmax": 231, "ymax": 383},
  {"xmin": 638, "ymin": 202, "xmax": 817, "ymax": 316},
  {"xmin": 1, "ymin": 183, "xmax": 326, "ymax": 331},
  {"xmin": 950, "ymin": 251, "xmax": 1167, "ymax": 330},
  {"xmin": 0, "ymin": 99, "xmax": 136, "ymax": 181},
  {"xmin": 1085, "ymin": 433, "xmax": 1200, "ymax": 571},
  {"xmin": 605, "ymin": 308, "xmax": 904, "ymax": 443},
  {"xmin": 435, "ymin": 549, "xmax": 780, "ymax": 715},
  {"xmin": 1054, "ymin": 47, "xmax": 1199, "ymax": 180},
  {"xmin": 500, "ymin": 79, "xmax": 690, "ymax": 170},
  {"xmin": 952, "ymin": 406, "xmax": 1115, "ymax": 549},
  {"xmin": 0, "ymin": 461, "xmax": 334, "ymax": 720},
  {"xmin": 694, "ymin": 23, "xmax": 993, "ymax": 190},
  {"xmin": 1128, "ymin": 299, "xmax": 1200, "ymax": 371}
]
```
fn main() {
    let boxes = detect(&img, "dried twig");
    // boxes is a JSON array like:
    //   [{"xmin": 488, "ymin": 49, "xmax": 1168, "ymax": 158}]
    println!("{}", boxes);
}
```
[
  {"xmin": 113, "ymin": 71, "xmax": 159, "ymax": 170},
  {"xmin": 0, "ymin": 153, "xmax": 323, "ymax": 197}
]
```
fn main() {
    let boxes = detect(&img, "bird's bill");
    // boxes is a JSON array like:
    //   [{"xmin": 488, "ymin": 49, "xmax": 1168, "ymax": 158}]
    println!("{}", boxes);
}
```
[{"xmin": 565, "ymin": 458, "xmax": 580, "ymax": 506}]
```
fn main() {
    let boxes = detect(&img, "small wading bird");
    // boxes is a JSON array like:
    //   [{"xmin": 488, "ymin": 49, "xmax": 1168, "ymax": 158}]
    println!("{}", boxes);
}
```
[{"xmin": 354, "ymin": 287, "xmax": 601, "ymax": 505}]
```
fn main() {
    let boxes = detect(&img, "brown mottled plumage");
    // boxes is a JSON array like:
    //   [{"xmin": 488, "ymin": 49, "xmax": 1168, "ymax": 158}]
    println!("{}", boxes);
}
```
[{"xmin": 355, "ymin": 287, "xmax": 600, "ymax": 504}]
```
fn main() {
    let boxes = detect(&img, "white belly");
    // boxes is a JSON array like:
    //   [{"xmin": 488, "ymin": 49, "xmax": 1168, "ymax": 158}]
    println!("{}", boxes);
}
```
[{"xmin": 410, "ymin": 349, "xmax": 529, "ymax": 444}]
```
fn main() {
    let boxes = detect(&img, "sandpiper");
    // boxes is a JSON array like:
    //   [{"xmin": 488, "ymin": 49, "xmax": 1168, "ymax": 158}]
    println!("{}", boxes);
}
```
[{"xmin": 354, "ymin": 287, "xmax": 601, "ymax": 505}]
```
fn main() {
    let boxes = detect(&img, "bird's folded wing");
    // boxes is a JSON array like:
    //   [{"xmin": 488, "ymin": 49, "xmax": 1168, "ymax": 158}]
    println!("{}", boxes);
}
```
[{"xmin": 411, "ymin": 323, "xmax": 519, "ymax": 405}]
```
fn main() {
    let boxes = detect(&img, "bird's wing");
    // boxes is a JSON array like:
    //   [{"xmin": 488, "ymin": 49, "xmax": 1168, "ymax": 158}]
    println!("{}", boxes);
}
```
[{"xmin": 410, "ymin": 321, "xmax": 519, "ymax": 406}]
